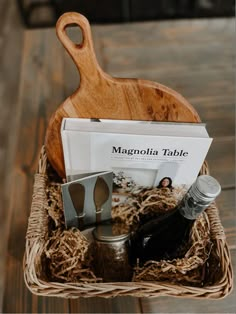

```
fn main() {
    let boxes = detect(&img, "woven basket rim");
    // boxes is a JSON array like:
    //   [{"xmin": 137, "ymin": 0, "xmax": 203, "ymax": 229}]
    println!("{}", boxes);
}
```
[{"xmin": 23, "ymin": 146, "xmax": 234, "ymax": 299}]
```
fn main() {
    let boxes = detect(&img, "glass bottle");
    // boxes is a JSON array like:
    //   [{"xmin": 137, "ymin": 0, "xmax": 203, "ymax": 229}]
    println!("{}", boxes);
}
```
[{"xmin": 130, "ymin": 175, "xmax": 221, "ymax": 265}]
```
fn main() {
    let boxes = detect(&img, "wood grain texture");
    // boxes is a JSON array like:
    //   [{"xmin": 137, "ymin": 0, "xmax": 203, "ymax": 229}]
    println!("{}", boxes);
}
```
[
  {"xmin": 45, "ymin": 12, "xmax": 200, "ymax": 178},
  {"xmin": 216, "ymin": 188, "xmax": 236, "ymax": 249},
  {"xmin": 207, "ymin": 136, "xmax": 235, "ymax": 188},
  {"xmin": 70, "ymin": 296, "xmax": 141, "ymax": 313},
  {"xmin": 0, "ymin": 0, "xmax": 24, "ymax": 311},
  {"xmin": 58, "ymin": 22, "xmax": 235, "ymax": 137},
  {"xmin": 2, "ymin": 15, "xmax": 235, "ymax": 313}
]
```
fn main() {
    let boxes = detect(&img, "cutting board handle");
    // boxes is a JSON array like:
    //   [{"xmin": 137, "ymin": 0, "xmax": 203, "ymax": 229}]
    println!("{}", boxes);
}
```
[{"xmin": 56, "ymin": 12, "xmax": 102, "ymax": 81}]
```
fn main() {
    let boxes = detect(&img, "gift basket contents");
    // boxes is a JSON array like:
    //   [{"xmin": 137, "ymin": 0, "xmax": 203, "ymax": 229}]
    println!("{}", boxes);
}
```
[
  {"xmin": 24, "ymin": 12, "xmax": 233, "ymax": 299},
  {"xmin": 44, "ymin": 161, "xmax": 221, "ymax": 285},
  {"xmin": 42, "ymin": 115, "xmax": 221, "ymax": 286}
]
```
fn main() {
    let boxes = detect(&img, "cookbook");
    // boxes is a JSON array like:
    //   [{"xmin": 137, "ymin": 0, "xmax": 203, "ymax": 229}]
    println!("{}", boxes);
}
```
[{"xmin": 61, "ymin": 118, "xmax": 212, "ymax": 205}]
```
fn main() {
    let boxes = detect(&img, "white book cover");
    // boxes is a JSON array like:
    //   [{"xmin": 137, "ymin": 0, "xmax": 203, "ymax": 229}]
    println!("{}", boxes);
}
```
[{"xmin": 61, "ymin": 118, "xmax": 212, "ymax": 204}]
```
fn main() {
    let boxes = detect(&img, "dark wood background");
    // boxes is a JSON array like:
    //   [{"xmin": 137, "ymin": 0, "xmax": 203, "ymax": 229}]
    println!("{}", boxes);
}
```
[
  {"xmin": 0, "ymin": 1, "xmax": 235, "ymax": 313},
  {"xmin": 17, "ymin": 0, "xmax": 235, "ymax": 27}
]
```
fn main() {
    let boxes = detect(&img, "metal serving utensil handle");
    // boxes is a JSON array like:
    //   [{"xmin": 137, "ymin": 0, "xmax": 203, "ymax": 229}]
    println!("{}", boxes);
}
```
[
  {"xmin": 94, "ymin": 176, "xmax": 110, "ymax": 224},
  {"xmin": 68, "ymin": 182, "xmax": 86, "ymax": 229}
]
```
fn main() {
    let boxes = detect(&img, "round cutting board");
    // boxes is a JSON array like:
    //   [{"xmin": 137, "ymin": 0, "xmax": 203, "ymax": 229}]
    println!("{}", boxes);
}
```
[{"xmin": 45, "ymin": 12, "xmax": 200, "ymax": 178}]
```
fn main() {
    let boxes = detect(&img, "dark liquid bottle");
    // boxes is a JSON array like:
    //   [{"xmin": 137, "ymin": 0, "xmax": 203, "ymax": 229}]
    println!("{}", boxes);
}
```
[{"xmin": 130, "ymin": 175, "xmax": 221, "ymax": 265}]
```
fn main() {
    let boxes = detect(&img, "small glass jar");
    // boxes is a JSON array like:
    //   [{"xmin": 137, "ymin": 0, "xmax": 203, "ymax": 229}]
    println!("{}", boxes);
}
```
[{"xmin": 92, "ymin": 223, "xmax": 132, "ymax": 282}]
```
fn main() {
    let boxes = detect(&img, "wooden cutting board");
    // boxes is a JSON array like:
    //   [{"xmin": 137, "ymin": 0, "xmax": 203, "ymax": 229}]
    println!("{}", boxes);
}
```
[{"xmin": 45, "ymin": 12, "xmax": 200, "ymax": 178}]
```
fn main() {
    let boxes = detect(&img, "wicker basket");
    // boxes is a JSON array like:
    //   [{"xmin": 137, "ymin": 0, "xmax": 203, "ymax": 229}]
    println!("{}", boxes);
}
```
[
  {"xmin": 23, "ymin": 146, "xmax": 233, "ymax": 299},
  {"xmin": 23, "ymin": 12, "xmax": 233, "ymax": 299}
]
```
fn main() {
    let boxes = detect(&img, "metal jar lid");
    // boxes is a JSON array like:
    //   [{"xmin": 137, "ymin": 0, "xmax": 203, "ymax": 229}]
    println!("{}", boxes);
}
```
[
  {"xmin": 190, "ymin": 175, "xmax": 221, "ymax": 203},
  {"xmin": 92, "ymin": 223, "xmax": 130, "ymax": 242}
]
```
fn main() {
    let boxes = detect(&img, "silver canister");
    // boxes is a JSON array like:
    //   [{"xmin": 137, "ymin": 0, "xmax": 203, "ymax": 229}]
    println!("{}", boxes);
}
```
[{"xmin": 92, "ymin": 223, "xmax": 132, "ymax": 282}]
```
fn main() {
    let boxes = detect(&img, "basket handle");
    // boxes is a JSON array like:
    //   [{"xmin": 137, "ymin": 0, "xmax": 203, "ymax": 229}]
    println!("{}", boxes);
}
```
[{"xmin": 56, "ymin": 12, "xmax": 103, "ymax": 81}]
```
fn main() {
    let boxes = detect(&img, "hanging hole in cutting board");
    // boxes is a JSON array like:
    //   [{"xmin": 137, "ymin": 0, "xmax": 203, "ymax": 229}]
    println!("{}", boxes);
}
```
[{"xmin": 65, "ymin": 23, "xmax": 83, "ymax": 46}]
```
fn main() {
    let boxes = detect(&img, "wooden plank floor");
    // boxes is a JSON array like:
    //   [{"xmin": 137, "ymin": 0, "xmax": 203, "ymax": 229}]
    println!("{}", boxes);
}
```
[
  {"xmin": 1, "ymin": 9, "xmax": 235, "ymax": 313},
  {"xmin": 0, "ymin": 0, "xmax": 24, "ymax": 310}
]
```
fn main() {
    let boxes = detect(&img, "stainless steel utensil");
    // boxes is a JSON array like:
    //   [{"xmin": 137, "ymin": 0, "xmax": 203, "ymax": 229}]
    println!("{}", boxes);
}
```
[
  {"xmin": 68, "ymin": 182, "xmax": 85, "ymax": 229},
  {"xmin": 94, "ymin": 177, "xmax": 110, "ymax": 223}
]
